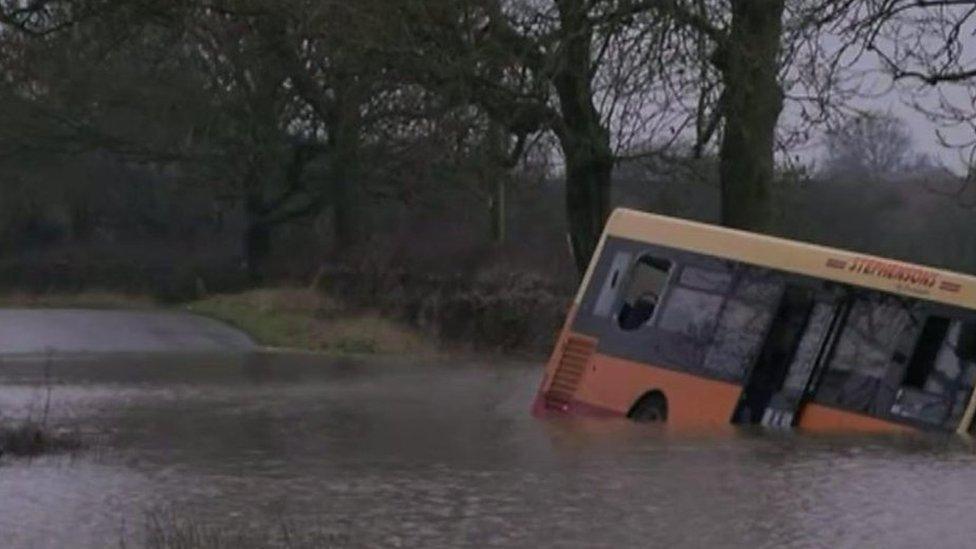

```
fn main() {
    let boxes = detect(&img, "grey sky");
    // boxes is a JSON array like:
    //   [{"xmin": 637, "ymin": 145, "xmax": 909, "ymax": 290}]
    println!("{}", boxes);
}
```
[{"xmin": 793, "ymin": 26, "xmax": 976, "ymax": 176}]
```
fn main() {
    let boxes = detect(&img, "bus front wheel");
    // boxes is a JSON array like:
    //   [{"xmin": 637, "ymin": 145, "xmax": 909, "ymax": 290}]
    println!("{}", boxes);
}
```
[{"xmin": 627, "ymin": 391, "xmax": 668, "ymax": 423}]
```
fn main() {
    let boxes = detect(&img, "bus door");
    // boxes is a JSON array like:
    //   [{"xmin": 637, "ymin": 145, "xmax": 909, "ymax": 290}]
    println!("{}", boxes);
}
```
[{"xmin": 732, "ymin": 286, "xmax": 843, "ymax": 427}]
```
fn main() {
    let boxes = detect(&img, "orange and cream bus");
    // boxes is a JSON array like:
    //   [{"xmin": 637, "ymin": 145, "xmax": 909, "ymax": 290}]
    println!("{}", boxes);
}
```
[{"xmin": 533, "ymin": 208, "xmax": 976, "ymax": 434}]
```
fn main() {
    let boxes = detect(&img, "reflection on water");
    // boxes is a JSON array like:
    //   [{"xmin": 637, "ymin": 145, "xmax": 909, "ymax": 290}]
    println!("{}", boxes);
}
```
[{"xmin": 1, "ymin": 352, "xmax": 975, "ymax": 548}]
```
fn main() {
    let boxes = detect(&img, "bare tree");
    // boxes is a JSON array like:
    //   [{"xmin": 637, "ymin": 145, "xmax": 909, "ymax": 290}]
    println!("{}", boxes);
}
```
[
  {"xmin": 819, "ymin": 1, "xmax": 976, "ymax": 172},
  {"xmin": 386, "ymin": 0, "xmax": 694, "ymax": 275},
  {"xmin": 823, "ymin": 110, "xmax": 914, "ymax": 180},
  {"xmin": 641, "ymin": 0, "xmax": 864, "ymax": 231}
]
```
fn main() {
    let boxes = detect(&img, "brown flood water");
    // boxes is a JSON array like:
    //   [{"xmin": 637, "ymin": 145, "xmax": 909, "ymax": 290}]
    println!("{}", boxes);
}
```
[{"xmin": 1, "ymin": 352, "xmax": 975, "ymax": 548}]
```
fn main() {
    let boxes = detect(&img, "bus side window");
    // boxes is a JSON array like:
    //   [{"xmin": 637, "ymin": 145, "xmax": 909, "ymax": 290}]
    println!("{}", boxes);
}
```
[
  {"xmin": 902, "ymin": 316, "xmax": 951, "ymax": 390},
  {"xmin": 956, "ymin": 320, "xmax": 976, "ymax": 361},
  {"xmin": 656, "ymin": 266, "xmax": 731, "ymax": 341},
  {"xmin": 955, "ymin": 322, "xmax": 976, "ymax": 428},
  {"xmin": 893, "ymin": 319, "xmax": 976, "ymax": 426},
  {"xmin": 617, "ymin": 255, "xmax": 672, "ymax": 331},
  {"xmin": 933, "ymin": 321, "xmax": 976, "ymax": 425},
  {"xmin": 593, "ymin": 252, "xmax": 633, "ymax": 318},
  {"xmin": 700, "ymin": 270, "xmax": 782, "ymax": 381},
  {"xmin": 816, "ymin": 295, "xmax": 916, "ymax": 416}
]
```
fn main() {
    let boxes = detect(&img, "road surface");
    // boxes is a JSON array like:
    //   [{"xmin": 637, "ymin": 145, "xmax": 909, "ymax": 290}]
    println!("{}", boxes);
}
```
[{"xmin": 0, "ymin": 309, "xmax": 254, "ymax": 355}]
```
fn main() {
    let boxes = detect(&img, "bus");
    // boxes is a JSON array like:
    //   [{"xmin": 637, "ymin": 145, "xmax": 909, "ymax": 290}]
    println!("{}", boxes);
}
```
[{"xmin": 532, "ymin": 208, "xmax": 976, "ymax": 434}]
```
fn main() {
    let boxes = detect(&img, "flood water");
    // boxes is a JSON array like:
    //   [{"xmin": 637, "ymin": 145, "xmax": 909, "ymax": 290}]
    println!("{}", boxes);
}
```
[{"xmin": 2, "ymin": 352, "xmax": 976, "ymax": 548}]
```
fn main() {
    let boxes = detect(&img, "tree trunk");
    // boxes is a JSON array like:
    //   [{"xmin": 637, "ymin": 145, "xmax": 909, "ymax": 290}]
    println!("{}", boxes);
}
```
[
  {"xmin": 484, "ymin": 123, "xmax": 508, "ymax": 245},
  {"xmin": 561, "ymin": 141, "xmax": 613, "ymax": 276},
  {"xmin": 243, "ymin": 195, "xmax": 271, "ymax": 283},
  {"xmin": 69, "ymin": 200, "xmax": 94, "ymax": 242},
  {"xmin": 716, "ymin": 0, "xmax": 785, "ymax": 232},
  {"xmin": 489, "ymin": 176, "xmax": 506, "ymax": 244},
  {"xmin": 329, "ymin": 81, "xmax": 364, "ymax": 256},
  {"xmin": 554, "ymin": 0, "xmax": 615, "ymax": 277},
  {"xmin": 331, "ymin": 169, "xmax": 360, "ymax": 255}
]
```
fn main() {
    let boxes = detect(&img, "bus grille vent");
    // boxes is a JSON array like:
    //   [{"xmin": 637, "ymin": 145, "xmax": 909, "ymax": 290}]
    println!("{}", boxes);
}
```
[{"xmin": 544, "ymin": 336, "xmax": 596, "ymax": 410}]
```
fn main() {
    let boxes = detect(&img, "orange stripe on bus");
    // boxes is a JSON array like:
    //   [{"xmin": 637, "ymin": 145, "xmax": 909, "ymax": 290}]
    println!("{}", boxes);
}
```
[
  {"xmin": 796, "ymin": 403, "xmax": 908, "ymax": 433},
  {"xmin": 574, "ymin": 353, "xmax": 742, "ymax": 430}
]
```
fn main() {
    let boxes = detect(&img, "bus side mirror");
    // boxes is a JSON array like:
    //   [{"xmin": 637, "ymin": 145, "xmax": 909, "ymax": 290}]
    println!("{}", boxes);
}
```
[{"xmin": 956, "ymin": 321, "xmax": 976, "ymax": 361}]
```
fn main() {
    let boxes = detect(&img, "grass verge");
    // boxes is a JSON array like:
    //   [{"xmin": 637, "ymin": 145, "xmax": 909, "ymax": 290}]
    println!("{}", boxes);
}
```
[{"xmin": 185, "ymin": 288, "xmax": 437, "ymax": 355}]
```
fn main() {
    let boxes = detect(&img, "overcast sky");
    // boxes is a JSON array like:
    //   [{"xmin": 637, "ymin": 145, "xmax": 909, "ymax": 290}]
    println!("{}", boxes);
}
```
[{"xmin": 792, "ymin": 29, "xmax": 976, "ymax": 176}]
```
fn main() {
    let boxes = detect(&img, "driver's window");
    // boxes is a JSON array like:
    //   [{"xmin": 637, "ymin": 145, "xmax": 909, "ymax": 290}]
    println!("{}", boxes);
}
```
[{"xmin": 617, "ymin": 255, "xmax": 672, "ymax": 331}]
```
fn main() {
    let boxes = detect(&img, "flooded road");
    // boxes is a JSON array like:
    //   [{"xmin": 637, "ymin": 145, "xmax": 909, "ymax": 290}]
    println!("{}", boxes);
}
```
[{"xmin": 1, "ymin": 353, "xmax": 975, "ymax": 548}]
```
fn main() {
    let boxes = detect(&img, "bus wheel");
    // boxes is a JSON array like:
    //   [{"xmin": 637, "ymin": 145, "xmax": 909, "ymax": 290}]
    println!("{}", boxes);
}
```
[{"xmin": 627, "ymin": 391, "xmax": 668, "ymax": 423}]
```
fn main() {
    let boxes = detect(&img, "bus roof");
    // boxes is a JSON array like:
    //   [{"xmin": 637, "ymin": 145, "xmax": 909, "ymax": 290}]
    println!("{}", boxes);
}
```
[{"xmin": 589, "ymin": 208, "xmax": 976, "ymax": 311}]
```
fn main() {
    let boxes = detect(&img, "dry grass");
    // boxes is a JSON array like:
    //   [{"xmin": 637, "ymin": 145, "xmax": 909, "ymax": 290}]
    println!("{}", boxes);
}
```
[
  {"xmin": 0, "ymin": 421, "xmax": 84, "ymax": 457},
  {"xmin": 186, "ymin": 288, "xmax": 437, "ymax": 356},
  {"xmin": 138, "ymin": 509, "xmax": 350, "ymax": 549},
  {"xmin": 308, "ymin": 313, "xmax": 434, "ymax": 354},
  {"xmin": 0, "ymin": 291, "xmax": 155, "ymax": 310},
  {"xmin": 199, "ymin": 287, "xmax": 338, "ymax": 314}
]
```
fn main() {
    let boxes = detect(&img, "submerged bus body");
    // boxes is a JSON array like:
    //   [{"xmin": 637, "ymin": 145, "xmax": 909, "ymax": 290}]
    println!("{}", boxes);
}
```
[{"xmin": 533, "ymin": 209, "xmax": 976, "ymax": 434}]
